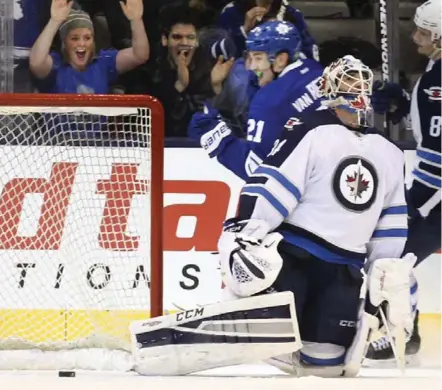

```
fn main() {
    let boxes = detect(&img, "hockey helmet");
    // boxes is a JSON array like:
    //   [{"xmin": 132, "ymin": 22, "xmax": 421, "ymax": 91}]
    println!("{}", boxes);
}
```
[
  {"xmin": 414, "ymin": 0, "xmax": 441, "ymax": 42},
  {"xmin": 245, "ymin": 20, "xmax": 301, "ymax": 62},
  {"xmin": 319, "ymin": 55, "xmax": 374, "ymax": 127}
]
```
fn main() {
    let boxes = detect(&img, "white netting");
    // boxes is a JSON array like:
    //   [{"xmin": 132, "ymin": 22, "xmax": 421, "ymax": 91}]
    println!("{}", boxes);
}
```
[{"xmin": 0, "ymin": 104, "xmax": 154, "ymax": 370}]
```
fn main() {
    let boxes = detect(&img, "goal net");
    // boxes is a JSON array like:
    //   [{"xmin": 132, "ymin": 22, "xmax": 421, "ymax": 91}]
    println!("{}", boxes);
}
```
[{"xmin": 0, "ymin": 93, "xmax": 164, "ymax": 371}]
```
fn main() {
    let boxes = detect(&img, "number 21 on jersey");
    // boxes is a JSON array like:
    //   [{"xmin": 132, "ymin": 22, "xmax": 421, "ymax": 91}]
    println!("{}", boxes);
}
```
[{"xmin": 247, "ymin": 119, "xmax": 265, "ymax": 142}]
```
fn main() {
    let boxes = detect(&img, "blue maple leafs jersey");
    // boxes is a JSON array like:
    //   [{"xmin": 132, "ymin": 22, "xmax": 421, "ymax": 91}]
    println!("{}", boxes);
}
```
[
  {"xmin": 409, "ymin": 59, "xmax": 441, "ymax": 217},
  {"xmin": 217, "ymin": 58, "xmax": 323, "ymax": 180},
  {"xmin": 236, "ymin": 110, "xmax": 408, "ymax": 267},
  {"xmin": 14, "ymin": 0, "xmax": 45, "ymax": 69}
]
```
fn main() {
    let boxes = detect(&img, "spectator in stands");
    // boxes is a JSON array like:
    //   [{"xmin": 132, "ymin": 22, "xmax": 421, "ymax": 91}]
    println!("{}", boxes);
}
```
[
  {"xmin": 148, "ymin": 4, "xmax": 232, "ymax": 137},
  {"xmin": 217, "ymin": 0, "xmax": 318, "ymax": 60},
  {"xmin": 29, "ymin": 0, "xmax": 149, "ymax": 94},
  {"xmin": 39, "ymin": 0, "xmax": 134, "ymax": 50}
]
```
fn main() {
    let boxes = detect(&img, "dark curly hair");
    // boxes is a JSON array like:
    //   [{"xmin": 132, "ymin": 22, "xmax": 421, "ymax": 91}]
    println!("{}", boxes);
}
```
[{"xmin": 159, "ymin": 4, "xmax": 203, "ymax": 36}]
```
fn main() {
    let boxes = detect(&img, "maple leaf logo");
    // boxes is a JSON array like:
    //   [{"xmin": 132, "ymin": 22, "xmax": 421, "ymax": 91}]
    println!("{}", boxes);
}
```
[
  {"xmin": 349, "ymin": 95, "xmax": 367, "ymax": 110},
  {"xmin": 275, "ymin": 23, "xmax": 293, "ymax": 35},
  {"xmin": 318, "ymin": 77, "xmax": 327, "ymax": 92},
  {"xmin": 346, "ymin": 171, "xmax": 370, "ymax": 199}
]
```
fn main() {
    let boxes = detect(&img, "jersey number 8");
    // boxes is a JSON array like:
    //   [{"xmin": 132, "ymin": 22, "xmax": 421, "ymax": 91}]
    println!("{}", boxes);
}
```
[{"xmin": 429, "ymin": 116, "xmax": 441, "ymax": 137}]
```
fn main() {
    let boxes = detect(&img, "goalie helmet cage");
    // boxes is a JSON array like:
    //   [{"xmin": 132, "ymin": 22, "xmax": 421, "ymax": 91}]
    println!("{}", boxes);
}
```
[{"xmin": 0, "ymin": 93, "xmax": 163, "ymax": 371}]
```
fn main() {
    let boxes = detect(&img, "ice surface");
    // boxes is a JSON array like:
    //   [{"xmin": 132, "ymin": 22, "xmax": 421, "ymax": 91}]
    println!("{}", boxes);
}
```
[{"xmin": 0, "ymin": 364, "xmax": 440, "ymax": 390}]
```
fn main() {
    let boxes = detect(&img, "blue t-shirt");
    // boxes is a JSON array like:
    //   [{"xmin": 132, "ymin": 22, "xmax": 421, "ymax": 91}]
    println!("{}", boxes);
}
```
[
  {"xmin": 35, "ymin": 50, "xmax": 119, "ymax": 143},
  {"xmin": 36, "ymin": 49, "xmax": 119, "ymax": 94}
]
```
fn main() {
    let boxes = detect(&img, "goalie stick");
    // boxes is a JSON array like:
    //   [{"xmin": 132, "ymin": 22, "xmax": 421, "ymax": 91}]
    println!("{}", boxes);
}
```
[{"xmin": 379, "ymin": 306, "xmax": 407, "ymax": 374}]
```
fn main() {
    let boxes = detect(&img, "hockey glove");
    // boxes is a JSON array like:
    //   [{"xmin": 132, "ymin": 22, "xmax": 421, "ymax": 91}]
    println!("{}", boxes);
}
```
[
  {"xmin": 218, "ymin": 217, "xmax": 283, "ymax": 297},
  {"xmin": 365, "ymin": 253, "xmax": 417, "ymax": 337},
  {"xmin": 188, "ymin": 105, "xmax": 233, "ymax": 158},
  {"xmin": 371, "ymin": 81, "xmax": 410, "ymax": 124},
  {"xmin": 210, "ymin": 37, "xmax": 237, "ymax": 60}
]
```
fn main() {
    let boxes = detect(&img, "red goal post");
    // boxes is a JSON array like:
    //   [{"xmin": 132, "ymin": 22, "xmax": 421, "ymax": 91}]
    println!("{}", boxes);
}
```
[{"xmin": 0, "ymin": 93, "xmax": 164, "ymax": 370}]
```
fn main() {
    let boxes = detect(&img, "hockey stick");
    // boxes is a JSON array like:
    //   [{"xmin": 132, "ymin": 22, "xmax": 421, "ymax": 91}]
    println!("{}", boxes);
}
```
[
  {"xmin": 376, "ymin": 0, "xmax": 391, "ymax": 136},
  {"xmin": 375, "ymin": 0, "xmax": 401, "ymax": 138},
  {"xmin": 379, "ymin": 307, "xmax": 406, "ymax": 375}
]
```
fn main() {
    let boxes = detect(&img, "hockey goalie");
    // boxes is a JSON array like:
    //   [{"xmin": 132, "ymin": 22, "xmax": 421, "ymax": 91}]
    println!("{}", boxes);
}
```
[{"xmin": 129, "ymin": 56, "xmax": 416, "ymax": 377}]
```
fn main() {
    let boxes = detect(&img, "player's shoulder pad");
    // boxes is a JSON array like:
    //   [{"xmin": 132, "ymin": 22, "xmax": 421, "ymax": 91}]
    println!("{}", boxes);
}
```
[
  {"xmin": 283, "ymin": 107, "xmax": 338, "ymax": 132},
  {"xmin": 301, "ymin": 57, "xmax": 324, "ymax": 72},
  {"xmin": 365, "ymin": 128, "xmax": 405, "ymax": 170},
  {"xmin": 281, "ymin": 108, "xmax": 339, "ymax": 145},
  {"xmin": 365, "ymin": 127, "xmax": 403, "ymax": 153},
  {"xmin": 281, "ymin": 57, "xmax": 323, "ymax": 79}
]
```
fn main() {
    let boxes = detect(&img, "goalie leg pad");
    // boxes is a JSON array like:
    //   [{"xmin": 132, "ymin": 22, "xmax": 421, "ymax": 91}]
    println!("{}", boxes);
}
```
[
  {"xmin": 130, "ymin": 291, "xmax": 302, "ymax": 375},
  {"xmin": 344, "ymin": 310, "xmax": 379, "ymax": 377}
]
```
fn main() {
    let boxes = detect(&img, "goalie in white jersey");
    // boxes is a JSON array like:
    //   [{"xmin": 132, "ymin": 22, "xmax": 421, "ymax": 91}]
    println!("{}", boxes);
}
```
[{"xmin": 129, "ymin": 56, "xmax": 416, "ymax": 378}]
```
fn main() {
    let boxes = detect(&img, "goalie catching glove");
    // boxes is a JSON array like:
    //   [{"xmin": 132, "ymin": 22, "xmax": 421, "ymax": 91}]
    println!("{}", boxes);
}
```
[{"xmin": 218, "ymin": 218, "xmax": 284, "ymax": 297}]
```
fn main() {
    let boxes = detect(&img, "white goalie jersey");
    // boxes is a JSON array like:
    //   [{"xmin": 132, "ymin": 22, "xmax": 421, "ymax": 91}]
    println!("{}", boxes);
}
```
[{"xmin": 237, "ymin": 109, "xmax": 408, "ymax": 267}]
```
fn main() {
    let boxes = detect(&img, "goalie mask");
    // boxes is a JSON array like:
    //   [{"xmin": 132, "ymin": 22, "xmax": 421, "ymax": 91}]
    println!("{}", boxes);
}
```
[{"xmin": 319, "ymin": 55, "xmax": 374, "ymax": 127}]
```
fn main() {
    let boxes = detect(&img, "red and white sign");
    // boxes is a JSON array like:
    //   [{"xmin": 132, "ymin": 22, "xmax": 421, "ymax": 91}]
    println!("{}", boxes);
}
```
[{"xmin": 0, "ymin": 147, "xmax": 439, "ymax": 314}]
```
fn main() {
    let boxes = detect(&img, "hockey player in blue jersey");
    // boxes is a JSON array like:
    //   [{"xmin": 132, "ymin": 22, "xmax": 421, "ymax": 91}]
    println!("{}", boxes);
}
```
[
  {"xmin": 365, "ymin": 0, "xmax": 441, "ymax": 363},
  {"xmin": 129, "ymin": 56, "xmax": 416, "ymax": 378},
  {"xmin": 188, "ymin": 20, "xmax": 323, "ymax": 180}
]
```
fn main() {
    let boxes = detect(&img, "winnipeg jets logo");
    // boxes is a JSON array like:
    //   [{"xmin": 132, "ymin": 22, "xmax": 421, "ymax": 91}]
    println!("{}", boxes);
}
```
[
  {"xmin": 423, "ymin": 87, "xmax": 442, "ymax": 101},
  {"xmin": 333, "ymin": 157, "xmax": 378, "ymax": 212},
  {"xmin": 284, "ymin": 117, "xmax": 303, "ymax": 130},
  {"xmin": 275, "ymin": 23, "xmax": 293, "ymax": 35}
]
